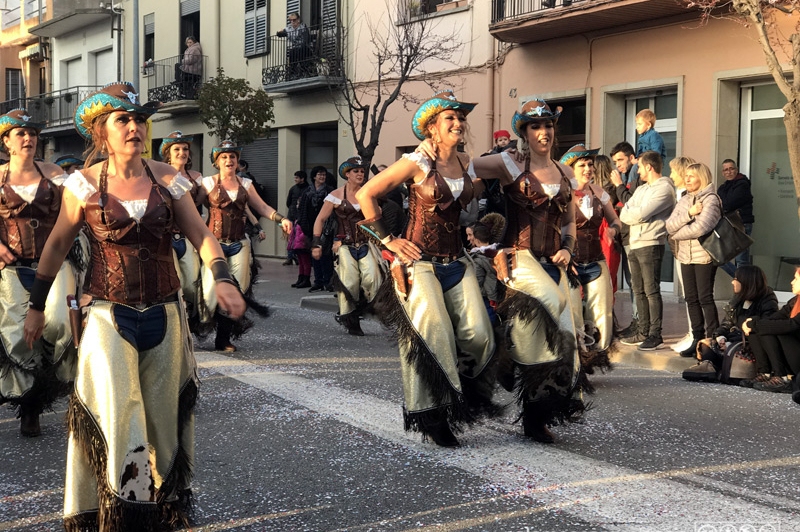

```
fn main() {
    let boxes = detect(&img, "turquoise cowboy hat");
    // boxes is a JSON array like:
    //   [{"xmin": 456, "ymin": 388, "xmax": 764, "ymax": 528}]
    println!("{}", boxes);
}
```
[
  {"xmin": 210, "ymin": 139, "xmax": 242, "ymax": 164},
  {"xmin": 559, "ymin": 143, "xmax": 600, "ymax": 167},
  {"xmin": 338, "ymin": 156, "xmax": 368, "ymax": 180},
  {"xmin": 159, "ymin": 130, "xmax": 194, "ymax": 160},
  {"xmin": 0, "ymin": 108, "xmax": 44, "ymax": 138},
  {"xmin": 411, "ymin": 90, "xmax": 477, "ymax": 141},
  {"xmin": 73, "ymin": 81, "xmax": 162, "ymax": 139},
  {"xmin": 54, "ymin": 154, "xmax": 84, "ymax": 168},
  {"xmin": 511, "ymin": 99, "xmax": 562, "ymax": 138}
]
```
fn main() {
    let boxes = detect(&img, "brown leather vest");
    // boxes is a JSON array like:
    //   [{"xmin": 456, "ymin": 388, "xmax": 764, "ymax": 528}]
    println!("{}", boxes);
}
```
[
  {"xmin": 0, "ymin": 164, "xmax": 61, "ymax": 259},
  {"xmin": 574, "ymin": 191, "xmax": 604, "ymax": 264},
  {"xmin": 502, "ymin": 159, "xmax": 571, "ymax": 257},
  {"xmin": 206, "ymin": 175, "xmax": 248, "ymax": 241},
  {"xmin": 405, "ymin": 159, "xmax": 474, "ymax": 258},
  {"xmin": 83, "ymin": 161, "xmax": 181, "ymax": 305},
  {"xmin": 334, "ymin": 187, "xmax": 366, "ymax": 246}
]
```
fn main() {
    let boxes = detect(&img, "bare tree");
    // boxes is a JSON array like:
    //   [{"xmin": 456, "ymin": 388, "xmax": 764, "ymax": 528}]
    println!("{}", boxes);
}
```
[
  {"xmin": 686, "ymin": 0, "xmax": 800, "ymax": 217},
  {"xmin": 330, "ymin": 1, "xmax": 465, "ymax": 166}
]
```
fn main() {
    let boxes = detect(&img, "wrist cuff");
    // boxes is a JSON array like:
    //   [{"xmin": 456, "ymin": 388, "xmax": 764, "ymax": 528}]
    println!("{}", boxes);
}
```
[
  {"xmin": 312, "ymin": 236, "xmax": 323, "ymax": 248},
  {"xmin": 210, "ymin": 257, "xmax": 235, "ymax": 285},
  {"xmin": 357, "ymin": 216, "xmax": 391, "ymax": 242},
  {"xmin": 29, "ymin": 274, "xmax": 55, "ymax": 312}
]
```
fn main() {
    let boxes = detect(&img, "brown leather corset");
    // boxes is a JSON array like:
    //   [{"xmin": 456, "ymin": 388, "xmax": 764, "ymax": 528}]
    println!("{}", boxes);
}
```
[
  {"xmin": 83, "ymin": 163, "xmax": 181, "ymax": 305},
  {"xmin": 0, "ymin": 167, "xmax": 61, "ymax": 259},
  {"xmin": 206, "ymin": 176, "xmax": 247, "ymax": 241},
  {"xmin": 574, "ymin": 192, "xmax": 604, "ymax": 264},
  {"xmin": 502, "ymin": 160, "xmax": 571, "ymax": 258},
  {"xmin": 335, "ymin": 190, "xmax": 366, "ymax": 246},
  {"xmin": 404, "ymin": 161, "xmax": 474, "ymax": 257}
]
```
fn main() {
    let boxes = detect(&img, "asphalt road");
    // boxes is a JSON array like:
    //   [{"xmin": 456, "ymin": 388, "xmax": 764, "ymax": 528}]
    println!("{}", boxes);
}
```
[{"xmin": 1, "ymin": 259, "xmax": 798, "ymax": 532}]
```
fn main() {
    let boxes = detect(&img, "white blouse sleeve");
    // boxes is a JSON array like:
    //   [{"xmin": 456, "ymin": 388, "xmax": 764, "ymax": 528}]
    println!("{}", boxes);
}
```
[
  {"xmin": 49, "ymin": 173, "xmax": 69, "ymax": 187},
  {"xmin": 325, "ymin": 193, "xmax": 342, "ymax": 206},
  {"xmin": 201, "ymin": 176, "xmax": 216, "ymax": 192},
  {"xmin": 500, "ymin": 151, "xmax": 523, "ymax": 179},
  {"xmin": 467, "ymin": 161, "xmax": 477, "ymax": 179},
  {"xmin": 64, "ymin": 171, "xmax": 97, "ymax": 203},
  {"xmin": 241, "ymin": 177, "xmax": 252, "ymax": 191},
  {"xmin": 599, "ymin": 190, "xmax": 611, "ymax": 205},
  {"xmin": 402, "ymin": 151, "xmax": 431, "ymax": 175},
  {"xmin": 166, "ymin": 173, "xmax": 194, "ymax": 200}
]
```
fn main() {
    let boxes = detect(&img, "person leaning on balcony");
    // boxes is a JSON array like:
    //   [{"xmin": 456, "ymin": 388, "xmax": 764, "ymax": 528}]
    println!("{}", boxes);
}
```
[
  {"xmin": 174, "ymin": 36, "xmax": 203, "ymax": 98},
  {"xmin": 277, "ymin": 12, "xmax": 311, "ymax": 80},
  {"xmin": 0, "ymin": 109, "xmax": 82, "ymax": 438}
]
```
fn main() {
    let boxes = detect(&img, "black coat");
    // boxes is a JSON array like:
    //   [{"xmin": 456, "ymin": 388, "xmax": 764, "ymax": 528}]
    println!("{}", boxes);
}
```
[
  {"xmin": 750, "ymin": 295, "xmax": 800, "ymax": 336},
  {"xmin": 716, "ymin": 173, "xmax": 754, "ymax": 224},
  {"xmin": 715, "ymin": 288, "xmax": 779, "ymax": 341}
]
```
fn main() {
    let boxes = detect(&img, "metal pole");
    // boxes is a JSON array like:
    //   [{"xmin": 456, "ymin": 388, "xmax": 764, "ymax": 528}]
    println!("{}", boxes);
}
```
[{"xmin": 133, "ymin": 0, "xmax": 139, "ymax": 88}]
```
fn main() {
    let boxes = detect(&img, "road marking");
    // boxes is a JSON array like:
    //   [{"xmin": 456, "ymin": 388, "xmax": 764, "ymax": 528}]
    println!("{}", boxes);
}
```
[{"xmin": 196, "ymin": 352, "xmax": 800, "ymax": 530}]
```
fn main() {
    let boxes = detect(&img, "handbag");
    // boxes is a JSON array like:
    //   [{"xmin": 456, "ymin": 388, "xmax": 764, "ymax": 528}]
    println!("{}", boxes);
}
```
[{"xmin": 697, "ymin": 197, "xmax": 753, "ymax": 265}]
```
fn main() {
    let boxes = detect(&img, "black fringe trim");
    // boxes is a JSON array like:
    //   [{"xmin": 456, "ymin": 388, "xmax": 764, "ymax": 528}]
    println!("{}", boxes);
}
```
[
  {"xmin": 66, "ymin": 379, "xmax": 196, "ymax": 531},
  {"xmin": 0, "ymin": 340, "xmax": 73, "ymax": 416},
  {"xmin": 331, "ymin": 271, "xmax": 358, "ymax": 306},
  {"xmin": 372, "ymin": 276, "xmax": 474, "ymax": 430},
  {"xmin": 580, "ymin": 348, "xmax": 613, "ymax": 376}
]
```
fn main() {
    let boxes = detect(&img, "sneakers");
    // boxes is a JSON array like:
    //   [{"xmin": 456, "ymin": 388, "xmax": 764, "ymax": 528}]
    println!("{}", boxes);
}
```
[
  {"xmin": 638, "ymin": 335, "xmax": 665, "ymax": 351},
  {"xmin": 617, "ymin": 319, "xmax": 639, "ymax": 338},
  {"xmin": 308, "ymin": 284, "xmax": 326, "ymax": 292},
  {"xmin": 672, "ymin": 332, "xmax": 694, "ymax": 353},
  {"xmin": 739, "ymin": 373, "xmax": 770, "ymax": 388},
  {"xmin": 620, "ymin": 332, "xmax": 647, "ymax": 346},
  {"xmin": 753, "ymin": 376, "xmax": 793, "ymax": 393},
  {"xmin": 682, "ymin": 360, "xmax": 718, "ymax": 382}
]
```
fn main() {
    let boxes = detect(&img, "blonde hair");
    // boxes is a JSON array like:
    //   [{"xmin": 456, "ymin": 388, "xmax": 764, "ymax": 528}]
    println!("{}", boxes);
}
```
[
  {"xmin": 687, "ymin": 162, "xmax": 713, "ymax": 188},
  {"xmin": 669, "ymin": 156, "xmax": 696, "ymax": 186},
  {"xmin": 636, "ymin": 108, "xmax": 656, "ymax": 127},
  {"xmin": 594, "ymin": 154, "xmax": 615, "ymax": 189}
]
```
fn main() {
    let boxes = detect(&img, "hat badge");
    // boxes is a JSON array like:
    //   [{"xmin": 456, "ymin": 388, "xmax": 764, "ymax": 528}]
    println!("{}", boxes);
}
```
[
  {"xmin": 21, "ymin": 114, "xmax": 31, "ymax": 122},
  {"xmin": 122, "ymin": 90, "xmax": 139, "ymax": 104},
  {"xmin": 528, "ymin": 105, "xmax": 547, "ymax": 117}
]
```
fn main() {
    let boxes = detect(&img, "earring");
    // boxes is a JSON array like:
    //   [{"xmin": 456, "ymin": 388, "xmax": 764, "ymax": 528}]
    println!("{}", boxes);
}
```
[
  {"xmin": 10, "ymin": 149, "xmax": 16, "ymax": 156},
  {"xmin": 101, "ymin": 143, "xmax": 107, "ymax": 155}
]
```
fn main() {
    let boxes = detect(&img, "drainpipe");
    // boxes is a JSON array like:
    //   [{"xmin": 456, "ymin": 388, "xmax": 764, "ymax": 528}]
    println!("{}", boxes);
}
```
[
  {"xmin": 133, "ymin": 0, "xmax": 139, "ymax": 88},
  {"xmin": 486, "ymin": 28, "xmax": 496, "ymax": 147}
]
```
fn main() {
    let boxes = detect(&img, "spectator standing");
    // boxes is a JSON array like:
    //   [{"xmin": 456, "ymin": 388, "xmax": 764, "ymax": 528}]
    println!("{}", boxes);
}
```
[
  {"xmin": 277, "ymin": 12, "xmax": 310, "ymax": 80},
  {"xmin": 666, "ymin": 162, "xmax": 722, "ymax": 357},
  {"xmin": 610, "ymin": 141, "xmax": 641, "ymax": 336},
  {"xmin": 619, "ymin": 151, "xmax": 676, "ymax": 350},
  {"xmin": 284, "ymin": 170, "xmax": 309, "ymax": 265},
  {"xmin": 298, "ymin": 166, "xmax": 334, "ymax": 291},
  {"xmin": 593, "ymin": 154, "xmax": 621, "ymax": 293},
  {"xmin": 717, "ymin": 159, "xmax": 754, "ymax": 277},
  {"xmin": 175, "ymin": 36, "xmax": 202, "ymax": 99},
  {"xmin": 634, "ymin": 109, "xmax": 667, "ymax": 162}
]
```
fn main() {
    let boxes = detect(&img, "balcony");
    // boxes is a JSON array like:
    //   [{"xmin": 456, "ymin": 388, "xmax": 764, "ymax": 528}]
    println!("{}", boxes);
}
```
[
  {"xmin": 0, "ymin": 98, "xmax": 27, "ymax": 115},
  {"xmin": 262, "ymin": 24, "xmax": 345, "ymax": 94},
  {"xmin": 145, "ymin": 54, "xmax": 209, "ymax": 114},
  {"xmin": 490, "ymin": 0, "xmax": 702, "ymax": 44},
  {"xmin": 24, "ymin": 86, "xmax": 101, "ymax": 133},
  {"xmin": 29, "ymin": 0, "xmax": 110, "ymax": 38}
]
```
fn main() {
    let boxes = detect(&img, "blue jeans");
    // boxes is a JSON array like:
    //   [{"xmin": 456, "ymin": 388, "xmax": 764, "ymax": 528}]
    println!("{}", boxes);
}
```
[
  {"xmin": 628, "ymin": 244, "xmax": 665, "ymax": 338},
  {"xmin": 720, "ymin": 223, "xmax": 753, "ymax": 277},
  {"xmin": 312, "ymin": 255, "xmax": 334, "ymax": 286}
]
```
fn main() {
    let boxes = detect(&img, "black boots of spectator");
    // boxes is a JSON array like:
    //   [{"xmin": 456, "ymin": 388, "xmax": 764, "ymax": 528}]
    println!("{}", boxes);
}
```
[{"xmin": 292, "ymin": 275, "xmax": 311, "ymax": 288}]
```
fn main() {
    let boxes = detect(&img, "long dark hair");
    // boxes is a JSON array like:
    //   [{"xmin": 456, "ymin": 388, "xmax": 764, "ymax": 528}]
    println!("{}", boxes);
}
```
[{"xmin": 735, "ymin": 265, "xmax": 769, "ymax": 302}]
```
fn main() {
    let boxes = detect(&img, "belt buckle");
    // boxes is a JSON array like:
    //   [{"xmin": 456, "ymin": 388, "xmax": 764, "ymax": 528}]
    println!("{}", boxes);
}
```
[{"xmin": 137, "ymin": 248, "xmax": 151, "ymax": 262}]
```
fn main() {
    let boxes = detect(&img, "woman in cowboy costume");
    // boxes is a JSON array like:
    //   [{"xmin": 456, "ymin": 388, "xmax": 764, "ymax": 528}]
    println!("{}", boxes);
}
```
[
  {"xmin": 419, "ymin": 99, "xmax": 585, "ymax": 443},
  {"xmin": 23, "ymin": 81, "xmax": 246, "ymax": 530},
  {"xmin": 356, "ymin": 90, "xmax": 497, "ymax": 448},
  {"xmin": 160, "ymin": 131, "xmax": 204, "ymax": 323},
  {"xmin": 0, "ymin": 109, "xmax": 81, "ymax": 437},
  {"xmin": 559, "ymin": 144, "xmax": 620, "ymax": 376},
  {"xmin": 199, "ymin": 139, "xmax": 292, "ymax": 352},
  {"xmin": 54, "ymin": 154, "xmax": 84, "ymax": 175},
  {"xmin": 312, "ymin": 156, "xmax": 386, "ymax": 336}
]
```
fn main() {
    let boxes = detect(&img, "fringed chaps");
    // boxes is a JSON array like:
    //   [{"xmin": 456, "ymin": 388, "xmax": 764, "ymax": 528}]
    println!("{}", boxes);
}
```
[{"xmin": 333, "ymin": 242, "xmax": 385, "ymax": 318}]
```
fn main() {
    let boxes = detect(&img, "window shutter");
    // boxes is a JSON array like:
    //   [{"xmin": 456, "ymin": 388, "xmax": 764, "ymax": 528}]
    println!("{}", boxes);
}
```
[
  {"xmin": 144, "ymin": 13, "xmax": 155, "ymax": 35},
  {"xmin": 244, "ymin": 18, "xmax": 256, "ymax": 56},
  {"xmin": 180, "ymin": 0, "xmax": 200, "ymax": 15}
]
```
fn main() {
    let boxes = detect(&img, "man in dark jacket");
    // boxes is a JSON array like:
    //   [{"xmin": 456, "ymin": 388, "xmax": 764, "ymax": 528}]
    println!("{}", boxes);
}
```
[{"xmin": 717, "ymin": 159, "xmax": 754, "ymax": 277}]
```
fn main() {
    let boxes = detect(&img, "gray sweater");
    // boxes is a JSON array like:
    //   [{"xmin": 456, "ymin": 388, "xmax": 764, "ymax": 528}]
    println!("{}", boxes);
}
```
[{"xmin": 619, "ymin": 175, "xmax": 676, "ymax": 250}]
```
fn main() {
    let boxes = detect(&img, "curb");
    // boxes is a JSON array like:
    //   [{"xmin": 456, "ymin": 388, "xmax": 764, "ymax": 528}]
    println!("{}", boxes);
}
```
[
  {"xmin": 610, "ymin": 343, "xmax": 697, "ymax": 373},
  {"xmin": 300, "ymin": 294, "xmax": 338, "ymax": 312}
]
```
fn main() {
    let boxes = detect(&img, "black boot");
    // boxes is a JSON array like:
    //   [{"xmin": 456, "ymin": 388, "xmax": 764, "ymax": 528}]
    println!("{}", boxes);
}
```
[
  {"xmin": 19, "ymin": 404, "xmax": 41, "ymax": 437},
  {"xmin": 680, "ymin": 338, "xmax": 700, "ymax": 358},
  {"xmin": 214, "ymin": 314, "xmax": 237, "ymax": 352},
  {"xmin": 336, "ymin": 311, "xmax": 364, "ymax": 336},
  {"xmin": 291, "ymin": 275, "xmax": 303, "ymax": 287},
  {"xmin": 522, "ymin": 403, "xmax": 554, "ymax": 444},
  {"xmin": 293, "ymin": 275, "xmax": 311, "ymax": 288},
  {"xmin": 420, "ymin": 409, "xmax": 459, "ymax": 447}
]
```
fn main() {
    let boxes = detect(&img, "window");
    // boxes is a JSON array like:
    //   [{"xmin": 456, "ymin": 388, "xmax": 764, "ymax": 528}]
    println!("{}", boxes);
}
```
[
  {"xmin": 244, "ymin": 0, "xmax": 269, "ymax": 57},
  {"xmin": 5, "ymin": 69, "xmax": 24, "ymax": 102},
  {"xmin": 143, "ymin": 13, "xmax": 155, "ymax": 66},
  {"xmin": 180, "ymin": 0, "xmax": 200, "ymax": 47}
]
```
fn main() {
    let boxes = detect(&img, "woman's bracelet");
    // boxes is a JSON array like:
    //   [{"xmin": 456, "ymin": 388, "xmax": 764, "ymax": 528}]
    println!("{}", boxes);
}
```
[
  {"xmin": 210, "ymin": 257, "xmax": 236, "ymax": 286},
  {"xmin": 28, "ymin": 273, "xmax": 55, "ymax": 312},
  {"xmin": 271, "ymin": 212, "xmax": 286, "ymax": 224}
]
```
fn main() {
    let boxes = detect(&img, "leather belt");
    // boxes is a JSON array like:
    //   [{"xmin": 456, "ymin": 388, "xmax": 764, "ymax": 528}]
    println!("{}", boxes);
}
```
[{"xmin": 418, "ymin": 251, "xmax": 464, "ymax": 265}]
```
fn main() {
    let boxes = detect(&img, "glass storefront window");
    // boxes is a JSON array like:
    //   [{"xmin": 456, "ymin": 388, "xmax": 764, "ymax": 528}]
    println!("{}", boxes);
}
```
[{"xmin": 752, "ymin": 84, "xmax": 785, "ymax": 112}]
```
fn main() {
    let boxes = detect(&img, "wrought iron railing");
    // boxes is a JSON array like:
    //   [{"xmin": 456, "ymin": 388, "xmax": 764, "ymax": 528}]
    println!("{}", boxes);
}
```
[
  {"xmin": 0, "ymin": 98, "xmax": 27, "ymax": 115},
  {"xmin": 145, "ymin": 54, "xmax": 208, "ymax": 103},
  {"xmin": 262, "ymin": 23, "xmax": 343, "ymax": 87},
  {"xmin": 25, "ymin": 86, "xmax": 101, "ymax": 128},
  {"xmin": 491, "ymin": 0, "xmax": 583, "ymax": 24}
]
